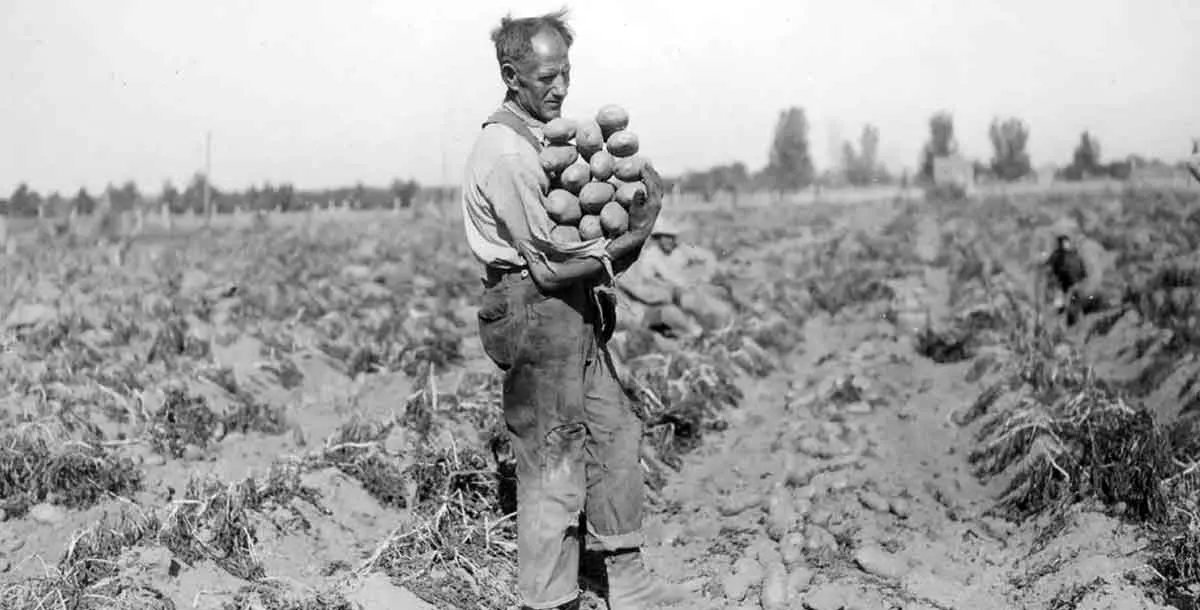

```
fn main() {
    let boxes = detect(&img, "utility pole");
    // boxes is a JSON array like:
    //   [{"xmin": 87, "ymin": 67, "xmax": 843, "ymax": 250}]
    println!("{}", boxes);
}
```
[
  {"xmin": 203, "ymin": 130, "xmax": 213, "ymax": 226},
  {"xmin": 441, "ymin": 107, "xmax": 449, "ymax": 206}
]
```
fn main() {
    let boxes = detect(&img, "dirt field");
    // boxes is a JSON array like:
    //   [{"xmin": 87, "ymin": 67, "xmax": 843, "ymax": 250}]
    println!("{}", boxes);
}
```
[{"xmin": 2, "ymin": 185, "xmax": 1199, "ymax": 610}]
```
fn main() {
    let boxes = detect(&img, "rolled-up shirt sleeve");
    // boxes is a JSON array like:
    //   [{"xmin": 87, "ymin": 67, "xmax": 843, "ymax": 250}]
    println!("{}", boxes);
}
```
[{"xmin": 481, "ymin": 152, "xmax": 613, "ymax": 272}]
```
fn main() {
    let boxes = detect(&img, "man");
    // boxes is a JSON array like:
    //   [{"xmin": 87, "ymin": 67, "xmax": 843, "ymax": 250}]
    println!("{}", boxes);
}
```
[
  {"xmin": 462, "ymin": 9, "xmax": 686, "ymax": 610},
  {"xmin": 1043, "ymin": 233, "xmax": 1089, "ymax": 325},
  {"xmin": 1188, "ymin": 139, "xmax": 1200, "ymax": 183},
  {"xmin": 616, "ymin": 218, "xmax": 732, "ymax": 339}
]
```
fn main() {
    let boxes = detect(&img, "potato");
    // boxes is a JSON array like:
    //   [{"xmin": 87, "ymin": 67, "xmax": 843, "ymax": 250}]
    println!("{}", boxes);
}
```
[
  {"xmin": 550, "ymin": 224, "xmax": 581, "ymax": 244},
  {"xmin": 544, "ymin": 189, "xmax": 583, "ymax": 225},
  {"xmin": 764, "ymin": 486, "xmax": 796, "ymax": 542},
  {"xmin": 578, "ymin": 215, "xmax": 603, "ymax": 240},
  {"xmin": 543, "ymin": 118, "xmax": 575, "ymax": 145},
  {"xmin": 599, "ymin": 201, "xmax": 629, "ymax": 237},
  {"xmin": 539, "ymin": 145, "xmax": 579, "ymax": 176},
  {"xmin": 579, "ymin": 181, "xmax": 616, "ymax": 215},
  {"xmin": 596, "ymin": 104, "xmax": 630, "ymax": 140},
  {"xmin": 575, "ymin": 119, "xmax": 605, "ymax": 160},
  {"xmin": 558, "ymin": 163, "xmax": 591, "ymax": 195},
  {"xmin": 759, "ymin": 562, "xmax": 790, "ymax": 610},
  {"xmin": 614, "ymin": 181, "xmax": 647, "ymax": 209},
  {"xmin": 589, "ymin": 150, "xmax": 616, "ymax": 181},
  {"xmin": 779, "ymin": 533, "xmax": 806, "ymax": 568},
  {"xmin": 613, "ymin": 156, "xmax": 645, "ymax": 182},
  {"xmin": 606, "ymin": 131, "xmax": 639, "ymax": 158},
  {"xmin": 717, "ymin": 494, "xmax": 762, "ymax": 517},
  {"xmin": 787, "ymin": 566, "xmax": 815, "ymax": 596}
]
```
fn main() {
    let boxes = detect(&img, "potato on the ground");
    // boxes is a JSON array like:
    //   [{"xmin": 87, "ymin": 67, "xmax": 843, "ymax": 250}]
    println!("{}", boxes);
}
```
[
  {"xmin": 550, "ymin": 224, "xmax": 581, "ymax": 244},
  {"xmin": 540, "ymin": 145, "xmax": 579, "ymax": 176},
  {"xmin": 615, "ymin": 181, "xmax": 647, "ymax": 208},
  {"xmin": 579, "ymin": 181, "xmax": 616, "ymax": 215},
  {"xmin": 543, "ymin": 118, "xmax": 576, "ymax": 145},
  {"xmin": 575, "ymin": 119, "xmax": 605, "ymax": 160},
  {"xmin": 599, "ymin": 202, "xmax": 629, "ymax": 237},
  {"xmin": 596, "ymin": 104, "xmax": 630, "ymax": 140},
  {"xmin": 606, "ymin": 131, "xmax": 639, "ymax": 158},
  {"xmin": 558, "ymin": 163, "xmax": 591, "ymax": 195},
  {"xmin": 613, "ymin": 156, "xmax": 644, "ymax": 182},
  {"xmin": 579, "ymin": 214, "xmax": 604, "ymax": 240},
  {"xmin": 589, "ymin": 150, "xmax": 616, "ymax": 181},
  {"xmin": 545, "ymin": 189, "xmax": 583, "ymax": 225}
]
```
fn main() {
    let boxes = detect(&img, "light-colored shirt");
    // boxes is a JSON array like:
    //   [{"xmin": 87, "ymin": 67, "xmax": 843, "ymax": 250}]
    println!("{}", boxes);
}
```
[
  {"xmin": 461, "ymin": 101, "xmax": 549, "ymax": 269},
  {"xmin": 460, "ymin": 101, "xmax": 612, "ymax": 275}
]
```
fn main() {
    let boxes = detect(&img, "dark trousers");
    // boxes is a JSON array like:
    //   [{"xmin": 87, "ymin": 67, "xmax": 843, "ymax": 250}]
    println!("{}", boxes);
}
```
[{"xmin": 477, "ymin": 269, "xmax": 644, "ymax": 609}]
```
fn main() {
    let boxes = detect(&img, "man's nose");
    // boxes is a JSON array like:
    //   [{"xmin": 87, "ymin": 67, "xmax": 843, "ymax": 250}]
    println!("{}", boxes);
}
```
[{"xmin": 551, "ymin": 75, "xmax": 568, "ymax": 96}]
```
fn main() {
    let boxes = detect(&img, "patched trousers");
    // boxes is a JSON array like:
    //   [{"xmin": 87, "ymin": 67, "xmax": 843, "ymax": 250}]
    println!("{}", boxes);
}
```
[{"xmin": 477, "ymin": 268, "xmax": 644, "ymax": 609}]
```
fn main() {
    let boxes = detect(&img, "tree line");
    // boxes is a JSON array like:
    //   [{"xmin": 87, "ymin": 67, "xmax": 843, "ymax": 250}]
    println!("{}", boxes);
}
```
[
  {"xmin": 0, "ymin": 174, "xmax": 432, "ymax": 219},
  {"xmin": 671, "ymin": 108, "xmax": 1190, "ymax": 201},
  {"xmin": 3, "ymin": 110, "xmax": 1193, "ymax": 216}
]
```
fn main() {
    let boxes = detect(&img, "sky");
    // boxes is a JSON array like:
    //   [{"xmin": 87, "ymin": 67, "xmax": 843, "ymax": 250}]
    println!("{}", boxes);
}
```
[{"xmin": 1, "ymin": 0, "xmax": 1197, "ymax": 196}]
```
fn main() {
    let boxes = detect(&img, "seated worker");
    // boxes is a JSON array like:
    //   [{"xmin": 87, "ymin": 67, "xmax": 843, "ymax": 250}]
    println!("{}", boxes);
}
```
[
  {"xmin": 1043, "ymin": 233, "xmax": 1089, "ymax": 325},
  {"xmin": 615, "ymin": 218, "xmax": 734, "ymax": 340}
]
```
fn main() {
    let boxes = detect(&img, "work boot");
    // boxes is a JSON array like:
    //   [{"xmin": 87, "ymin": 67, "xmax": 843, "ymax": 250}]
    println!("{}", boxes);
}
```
[{"xmin": 604, "ymin": 549, "xmax": 689, "ymax": 609}]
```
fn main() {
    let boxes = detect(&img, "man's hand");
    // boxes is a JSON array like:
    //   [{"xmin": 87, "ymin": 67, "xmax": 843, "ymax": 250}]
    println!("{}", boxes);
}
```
[{"xmin": 627, "ymin": 160, "xmax": 664, "ymax": 237}]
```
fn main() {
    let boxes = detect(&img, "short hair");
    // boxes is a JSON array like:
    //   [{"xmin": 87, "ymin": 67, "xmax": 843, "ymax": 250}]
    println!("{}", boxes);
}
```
[{"xmin": 490, "ymin": 7, "xmax": 574, "ymax": 67}]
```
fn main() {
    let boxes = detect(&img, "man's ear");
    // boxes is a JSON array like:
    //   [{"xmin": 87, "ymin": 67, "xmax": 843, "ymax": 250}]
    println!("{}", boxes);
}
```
[{"xmin": 500, "ymin": 62, "xmax": 520, "ymax": 92}]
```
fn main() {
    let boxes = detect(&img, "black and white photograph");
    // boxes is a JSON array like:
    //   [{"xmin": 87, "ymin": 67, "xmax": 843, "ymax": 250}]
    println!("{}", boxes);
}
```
[{"xmin": 2, "ymin": 1, "xmax": 1199, "ymax": 609}]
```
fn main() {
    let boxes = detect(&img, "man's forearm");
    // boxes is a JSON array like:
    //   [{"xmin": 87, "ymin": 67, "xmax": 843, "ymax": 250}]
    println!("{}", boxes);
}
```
[{"xmin": 529, "ymin": 229, "xmax": 650, "ymax": 291}]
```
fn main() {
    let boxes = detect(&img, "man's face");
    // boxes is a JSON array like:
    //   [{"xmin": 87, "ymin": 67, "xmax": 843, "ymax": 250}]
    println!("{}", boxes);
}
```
[
  {"xmin": 502, "ymin": 28, "xmax": 570, "ymax": 122},
  {"xmin": 655, "ymin": 235, "xmax": 678, "ymax": 254}
]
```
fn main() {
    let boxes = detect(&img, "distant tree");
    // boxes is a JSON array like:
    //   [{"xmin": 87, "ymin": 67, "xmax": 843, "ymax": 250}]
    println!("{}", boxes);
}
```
[
  {"xmin": 349, "ymin": 182, "xmax": 367, "ymax": 208},
  {"xmin": 859, "ymin": 124, "xmax": 880, "ymax": 176},
  {"xmin": 8, "ymin": 183, "xmax": 41, "ymax": 217},
  {"xmin": 764, "ymin": 106, "xmax": 815, "ymax": 193},
  {"xmin": 988, "ymin": 117, "xmax": 1032, "ymax": 181},
  {"xmin": 391, "ymin": 178, "xmax": 420, "ymax": 208},
  {"xmin": 1057, "ymin": 131, "xmax": 1105, "ymax": 181},
  {"xmin": 1073, "ymin": 131, "xmax": 1102, "ymax": 173},
  {"xmin": 841, "ymin": 124, "xmax": 890, "ymax": 186},
  {"xmin": 106, "ymin": 180, "xmax": 141, "ymax": 212},
  {"xmin": 44, "ymin": 191, "xmax": 67, "ymax": 217},
  {"xmin": 161, "ymin": 181, "xmax": 182, "ymax": 214},
  {"xmin": 181, "ymin": 173, "xmax": 219, "ymax": 214},
  {"xmin": 73, "ymin": 187, "xmax": 97, "ymax": 215},
  {"xmin": 841, "ymin": 141, "xmax": 861, "ymax": 184},
  {"xmin": 273, "ymin": 183, "xmax": 296, "ymax": 212},
  {"xmin": 919, "ymin": 111, "xmax": 958, "ymax": 183}
]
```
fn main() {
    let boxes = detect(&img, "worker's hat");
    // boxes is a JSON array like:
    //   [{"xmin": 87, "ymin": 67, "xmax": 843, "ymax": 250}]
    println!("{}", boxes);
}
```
[{"xmin": 651, "ymin": 217, "xmax": 682, "ymax": 237}]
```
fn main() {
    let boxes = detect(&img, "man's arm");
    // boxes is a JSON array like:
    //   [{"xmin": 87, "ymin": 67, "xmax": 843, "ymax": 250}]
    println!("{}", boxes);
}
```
[
  {"xmin": 487, "ymin": 154, "xmax": 664, "ymax": 293},
  {"xmin": 485, "ymin": 154, "xmax": 649, "ymax": 292},
  {"xmin": 519, "ymin": 231, "xmax": 649, "ymax": 293}
]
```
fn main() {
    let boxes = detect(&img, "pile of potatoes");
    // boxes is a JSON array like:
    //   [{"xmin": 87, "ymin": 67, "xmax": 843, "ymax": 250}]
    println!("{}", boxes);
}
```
[{"xmin": 538, "ymin": 104, "xmax": 649, "ymax": 243}]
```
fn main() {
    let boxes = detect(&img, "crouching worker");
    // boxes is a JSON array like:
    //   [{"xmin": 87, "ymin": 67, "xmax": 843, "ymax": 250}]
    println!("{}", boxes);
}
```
[
  {"xmin": 615, "ymin": 218, "xmax": 735, "ymax": 340},
  {"xmin": 1043, "ymin": 234, "xmax": 1089, "ymax": 326},
  {"xmin": 463, "ymin": 9, "xmax": 688, "ymax": 610}
]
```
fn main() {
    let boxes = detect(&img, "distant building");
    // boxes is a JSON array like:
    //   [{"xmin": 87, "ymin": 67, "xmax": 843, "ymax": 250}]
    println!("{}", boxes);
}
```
[
  {"xmin": 1035, "ymin": 164, "xmax": 1058, "ymax": 186},
  {"xmin": 933, "ymin": 154, "xmax": 973, "ymax": 192}
]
